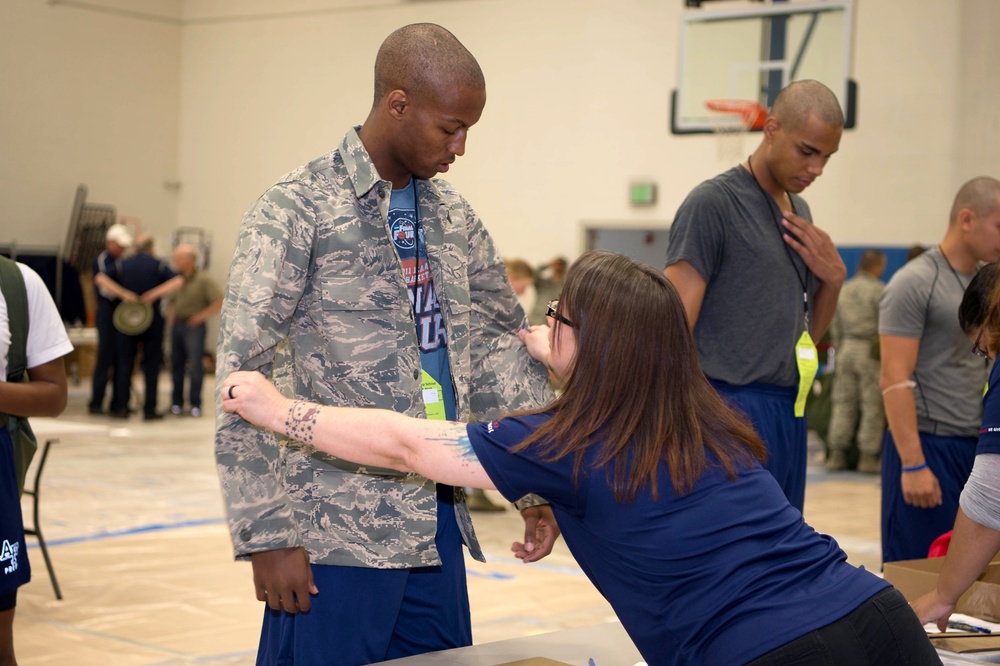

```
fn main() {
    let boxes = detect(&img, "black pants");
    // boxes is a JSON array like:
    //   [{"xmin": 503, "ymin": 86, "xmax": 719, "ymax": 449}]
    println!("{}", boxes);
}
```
[
  {"xmin": 89, "ymin": 302, "xmax": 122, "ymax": 412},
  {"xmin": 748, "ymin": 588, "xmax": 941, "ymax": 665},
  {"xmin": 115, "ymin": 318, "xmax": 165, "ymax": 417}
]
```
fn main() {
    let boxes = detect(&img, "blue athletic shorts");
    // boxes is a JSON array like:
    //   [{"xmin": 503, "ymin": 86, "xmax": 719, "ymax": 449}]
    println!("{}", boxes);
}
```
[
  {"xmin": 0, "ymin": 427, "xmax": 31, "ymax": 598},
  {"xmin": 255, "ymin": 484, "xmax": 472, "ymax": 666},
  {"xmin": 881, "ymin": 430, "xmax": 977, "ymax": 564},
  {"xmin": 710, "ymin": 380, "xmax": 807, "ymax": 512}
]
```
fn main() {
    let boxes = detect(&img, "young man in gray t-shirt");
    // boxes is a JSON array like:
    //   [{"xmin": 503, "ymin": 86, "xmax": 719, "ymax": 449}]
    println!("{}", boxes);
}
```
[
  {"xmin": 664, "ymin": 80, "xmax": 847, "ymax": 512},
  {"xmin": 879, "ymin": 176, "xmax": 1000, "ymax": 564}
]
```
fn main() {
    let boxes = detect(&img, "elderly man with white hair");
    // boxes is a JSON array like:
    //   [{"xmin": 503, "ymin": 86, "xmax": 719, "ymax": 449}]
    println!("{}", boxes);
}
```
[{"xmin": 88, "ymin": 223, "xmax": 133, "ymax": 416}]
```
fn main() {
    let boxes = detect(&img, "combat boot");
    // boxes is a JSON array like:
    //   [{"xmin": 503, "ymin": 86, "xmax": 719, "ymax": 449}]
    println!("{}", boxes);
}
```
[
  {"xmin": 858, "ymin": 454, "xmax": 881, "ymax": 475},
  {"xmin": 825, "ymin": 449, "xmax": 848, "ymax": 471}
]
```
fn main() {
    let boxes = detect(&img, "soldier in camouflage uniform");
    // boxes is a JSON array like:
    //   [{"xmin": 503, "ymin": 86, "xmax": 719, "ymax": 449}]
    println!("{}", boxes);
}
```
[
  {"xmin": 215, "ymin": 23, "xmax": 555, "ymax": 666},
  {"xmin": 826, "ymin": 250, "xmax": 887, "ymax": 473}
]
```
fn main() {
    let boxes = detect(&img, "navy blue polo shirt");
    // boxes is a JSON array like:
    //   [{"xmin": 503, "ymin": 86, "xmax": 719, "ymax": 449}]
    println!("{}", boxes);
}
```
[
  {"xmin": 467, "ymin": 414, "xmax": 888, "ymax": 666},
  {"xmin": 978, "ymin": 360, "xmax": 1000, "ymax": 455}
]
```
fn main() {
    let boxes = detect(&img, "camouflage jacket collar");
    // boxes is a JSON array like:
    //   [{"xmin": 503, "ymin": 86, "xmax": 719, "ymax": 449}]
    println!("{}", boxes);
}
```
[
  {"xmin": 340, "ymin": 126, "xmax": 380, "ymax": 200},
  {"xmin": 339, "ymin": 126, "xmax": 444, "ymax": 214}
]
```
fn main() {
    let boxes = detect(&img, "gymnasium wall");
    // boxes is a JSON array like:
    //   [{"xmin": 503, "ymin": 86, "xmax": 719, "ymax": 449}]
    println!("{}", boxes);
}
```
[
  {"xmin": 0, "ymin": 0, "xmax": 181, "ymax": 251},
  {"xmin": 2, "ymin": 0, "xmax": 998, "ymax": 295}
]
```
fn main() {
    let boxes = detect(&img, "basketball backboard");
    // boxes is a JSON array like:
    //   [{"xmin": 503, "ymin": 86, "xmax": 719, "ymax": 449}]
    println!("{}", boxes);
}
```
[{"xmin": 671, "ymin": 0, "xmax": 855, "ymax": 134}]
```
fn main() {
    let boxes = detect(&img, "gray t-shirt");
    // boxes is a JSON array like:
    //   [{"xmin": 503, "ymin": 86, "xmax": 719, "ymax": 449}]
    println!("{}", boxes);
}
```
[
  {"xmin": 665, "ymin": 165, "xmax": 817, "ymax": 387},
  {"xmin": 879, "ymin": 249, "xmax": 989, "ymax": 436}
]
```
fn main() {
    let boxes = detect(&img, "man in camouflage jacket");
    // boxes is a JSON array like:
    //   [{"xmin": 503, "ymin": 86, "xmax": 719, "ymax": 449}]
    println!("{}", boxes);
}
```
[{"xmin": 215, "ymin": 23, "xmax": 555, "ymax": 665}]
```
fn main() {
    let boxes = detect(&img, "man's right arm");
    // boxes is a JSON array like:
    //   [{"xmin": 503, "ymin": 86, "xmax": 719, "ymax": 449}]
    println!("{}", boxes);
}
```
[
  {"xmin": 93, "ymin": 272, "xmax": 138, "ymax": 302},
  {"xmin": 215, "ymin": 192, "xmax": 319, "ymax": 612},
  {"xmin": 662, "ymin": 184, "xmax": 722, "ymax": 332},
  {"xmin": 215, "ymin": 191, "xmax": 314, "ymax": 558},
  {"xmin": 663, "ymin": 261, "xmax": 707, "ymax": 331},
  {"xmin": 880, "ymin": 334, "xmax": 942, "ymax": 508}
]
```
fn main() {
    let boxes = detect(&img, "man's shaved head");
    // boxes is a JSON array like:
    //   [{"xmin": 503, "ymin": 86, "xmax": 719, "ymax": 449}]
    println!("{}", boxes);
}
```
[
  {"xmin": 950, "ymin": 176, "xmax": 1000, "ymax": 225},
  {"xmin": 373, "ymin": 23, "xmax": 485, "ymax": 106},
  {"xmin": 771, "ymin": 79, "xmax": 844, "ymax": 131}
]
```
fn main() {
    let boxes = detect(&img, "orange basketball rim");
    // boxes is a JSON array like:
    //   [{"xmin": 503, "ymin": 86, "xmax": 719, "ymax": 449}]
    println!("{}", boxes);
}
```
[{"xmin": 704, "ymin": 99, "xmax": 768, "ymax": 130}]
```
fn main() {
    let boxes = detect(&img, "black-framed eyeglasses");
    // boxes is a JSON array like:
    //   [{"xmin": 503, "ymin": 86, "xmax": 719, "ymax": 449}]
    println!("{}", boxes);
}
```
[
  {"xmin": 972, "ymin": 326, "xmax": 990, "ymax": 359},
  {"xmin": 546, "ymin": 299, "xmax": 575, "ymax": 328}
]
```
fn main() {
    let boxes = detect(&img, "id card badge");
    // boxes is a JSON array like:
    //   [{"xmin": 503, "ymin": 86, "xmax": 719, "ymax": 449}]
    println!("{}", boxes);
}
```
[
  {"xmin": 794, "ymin": 331, "xmax": 819, "ymax": 418},
  {"xmin": 421, "ymin": 370, "xmax": 446, "ymax": 421}
]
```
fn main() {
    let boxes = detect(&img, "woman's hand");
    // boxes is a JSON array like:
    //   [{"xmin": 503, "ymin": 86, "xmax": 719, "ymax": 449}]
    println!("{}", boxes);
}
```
[
  {"xmin": 518, "ymin": 325, "xmax": 551, "ymax": 365},
  {"xmin": 221, "ymin": 371, "xmax": 288, "ymax": 432}
]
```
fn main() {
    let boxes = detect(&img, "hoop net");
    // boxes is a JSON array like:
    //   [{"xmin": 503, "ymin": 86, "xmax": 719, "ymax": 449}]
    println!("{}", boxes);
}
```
[{"xmin": 705, "ymin": 99, "xmax": 767, "ymax": 164}]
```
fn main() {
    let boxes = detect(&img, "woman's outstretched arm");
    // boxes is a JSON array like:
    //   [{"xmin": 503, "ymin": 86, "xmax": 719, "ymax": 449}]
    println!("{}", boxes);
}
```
[{"xmin": 222, "ymin": 371, "xmax": 496, "ymax": 490}]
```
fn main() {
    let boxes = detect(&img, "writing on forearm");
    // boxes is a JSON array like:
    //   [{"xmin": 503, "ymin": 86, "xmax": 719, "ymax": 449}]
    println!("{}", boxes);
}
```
[{"xmin": 286, "ymin": 400, "xmax": 321, "ymax": 444}]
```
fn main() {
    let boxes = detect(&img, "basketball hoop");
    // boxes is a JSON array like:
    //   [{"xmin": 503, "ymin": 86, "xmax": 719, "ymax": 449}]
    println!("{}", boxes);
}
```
[
  {"xmin": 705, "ymin": 99, "xmax": 768, "ymax": 130},
  {"xmin": 704, "ymin": 99, "xmax": 768, "ymax": 163}
]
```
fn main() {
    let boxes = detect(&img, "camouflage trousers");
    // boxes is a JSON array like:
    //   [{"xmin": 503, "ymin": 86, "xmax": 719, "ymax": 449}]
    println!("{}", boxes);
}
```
[{"xmin": 827, "ymin": 339, "xmax": 885, "ymax": 456}]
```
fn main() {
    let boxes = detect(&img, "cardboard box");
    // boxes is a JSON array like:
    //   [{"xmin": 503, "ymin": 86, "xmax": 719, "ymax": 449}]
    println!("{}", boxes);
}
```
[
  {"xmin": 63, "ymin": 327, "xmax": 98, "ymax": 384},
  {"xmin": 883, "ymin": 557, "xmax": 1000, "ymax": 622},
  {"xmin": 927, "ymin": 633, "xmax": 1000, "ymax": 654}
]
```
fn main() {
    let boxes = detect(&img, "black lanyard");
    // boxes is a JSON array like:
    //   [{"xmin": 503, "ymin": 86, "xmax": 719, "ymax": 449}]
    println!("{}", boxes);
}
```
[
  {"xmin": 410, "ymin": 178, "xmax": 425, "ymax": 320},
  {"xmin": 936, "ymin": 245, "xmax": 969, "ymax": 292},
  {"xmin": 747, "ymin": 156, "xmax": 810, "ymax": 329},
  {"xmin": 412, "ymin": 179, "xmax": 422, "ymax": 264}
]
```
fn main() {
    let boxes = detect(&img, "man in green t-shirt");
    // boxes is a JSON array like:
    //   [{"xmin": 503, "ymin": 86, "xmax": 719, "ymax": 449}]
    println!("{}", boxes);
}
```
[{"xmin": 169, "ymin": 244, "xmax": 222, "ymax": 417}]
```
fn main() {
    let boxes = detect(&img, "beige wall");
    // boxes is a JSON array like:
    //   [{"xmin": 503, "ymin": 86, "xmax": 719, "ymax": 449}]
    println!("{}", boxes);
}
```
[
  {"xmin": 0, "ymin": 0, "xmax": 181, "ymax": 250},
  {"xmin": 956, "ymin": 0, "xmax": 1000, "ymax": 183},
  {"xmin": 3, "ymin": 0, "xmax": 999, "ymax": 289}
]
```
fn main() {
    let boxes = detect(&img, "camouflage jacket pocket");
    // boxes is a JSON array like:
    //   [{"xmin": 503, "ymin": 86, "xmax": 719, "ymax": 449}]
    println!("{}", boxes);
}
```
[{"xmin": 318, "ymin": 276, "xmax": 402, "ymax": 383}]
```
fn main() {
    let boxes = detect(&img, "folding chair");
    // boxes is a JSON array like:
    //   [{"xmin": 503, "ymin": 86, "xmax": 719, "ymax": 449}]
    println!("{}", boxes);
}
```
[{"xmin": 23, "ymin": 438, "xmax": 62, "ymax": 600}]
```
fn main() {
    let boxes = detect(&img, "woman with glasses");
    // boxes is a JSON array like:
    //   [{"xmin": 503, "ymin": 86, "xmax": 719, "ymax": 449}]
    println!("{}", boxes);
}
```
[
  {"xmin": 222, "ymin": 251, "xmax": 939, "ymax": 665},
  {"xmin": 911, "ymin": 263, "xmax": 1000, "ymax": 630}
]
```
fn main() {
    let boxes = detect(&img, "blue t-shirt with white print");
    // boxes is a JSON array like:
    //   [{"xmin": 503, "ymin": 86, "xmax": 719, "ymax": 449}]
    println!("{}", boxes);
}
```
[{"xmin": 389, "ymin": 181, "xmax": 457, "ymax": 421}]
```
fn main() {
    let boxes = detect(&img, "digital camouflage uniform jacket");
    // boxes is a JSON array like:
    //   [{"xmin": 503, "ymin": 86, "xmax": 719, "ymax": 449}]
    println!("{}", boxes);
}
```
[
  {"xmin": 830, "ymin": 271, "xmax": 884, "ymax": 345},
  {"xmin": 215, "ymin": 127, "xmax": 553, "ymax": 568}
]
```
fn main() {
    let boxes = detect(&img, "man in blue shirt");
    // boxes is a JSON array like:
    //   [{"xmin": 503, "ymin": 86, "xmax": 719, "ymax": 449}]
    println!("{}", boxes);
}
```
[{"xmin": 109, "ymin": 234, "xmax": 181, "ymax": 420}]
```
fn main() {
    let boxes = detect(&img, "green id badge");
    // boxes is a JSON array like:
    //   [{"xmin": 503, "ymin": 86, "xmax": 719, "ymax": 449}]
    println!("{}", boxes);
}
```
[
  {"xmin": 794, "ymin": 331, "xmax": 819, "ymax": 418},
  {"xmin": 421, "ymin": 370, "xmax": 446, "ymax": 421}
]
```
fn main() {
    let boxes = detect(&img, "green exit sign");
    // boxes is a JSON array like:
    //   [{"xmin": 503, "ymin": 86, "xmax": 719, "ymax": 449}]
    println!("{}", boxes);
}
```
[{"xmin": 630, "ymin": 182, "xmax": 657, "ymax": 206}]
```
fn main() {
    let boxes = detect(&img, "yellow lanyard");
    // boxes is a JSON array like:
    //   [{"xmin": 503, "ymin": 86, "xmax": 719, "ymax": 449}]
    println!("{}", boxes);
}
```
[{"xmin": 793, "ymin": 332, "xmax": 819, "ymax": 417}]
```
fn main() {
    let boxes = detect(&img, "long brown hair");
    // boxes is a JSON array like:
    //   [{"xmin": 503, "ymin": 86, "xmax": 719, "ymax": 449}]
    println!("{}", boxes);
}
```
[
  {"xmin": 979, "ymin": 263, "xmax": 1000, "ymax": 355},
  {"xmin": 513, "ymin": 251, "xmax": 766, "ymax": 502}
]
